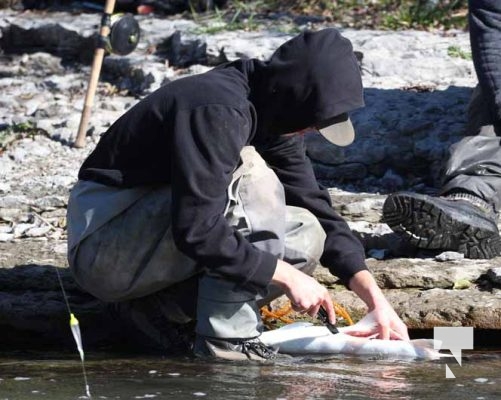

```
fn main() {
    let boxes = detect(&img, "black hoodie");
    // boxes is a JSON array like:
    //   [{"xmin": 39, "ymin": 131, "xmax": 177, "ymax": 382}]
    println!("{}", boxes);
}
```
[{"xmin": 78, "ymin": 28, "xmax": 367, "ymax": 293}]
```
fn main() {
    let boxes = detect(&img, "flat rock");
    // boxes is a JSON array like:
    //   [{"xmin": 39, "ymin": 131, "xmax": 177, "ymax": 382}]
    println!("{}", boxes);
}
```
[{"xmin": 321, "ymin": 287, "xmax": 501, "ymax": 330}]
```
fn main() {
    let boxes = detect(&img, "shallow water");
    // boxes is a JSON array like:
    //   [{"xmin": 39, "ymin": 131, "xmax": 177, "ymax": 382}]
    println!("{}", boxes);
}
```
[{"xmin": 0, "ymin": 351, "xmax": 500, "ymax": 400}]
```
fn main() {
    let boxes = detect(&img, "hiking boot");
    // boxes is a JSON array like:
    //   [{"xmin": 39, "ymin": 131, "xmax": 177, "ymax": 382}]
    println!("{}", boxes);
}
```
[
  {"xmin": 193, "ymin": 335, "xmax": 278, "ymax": 361},
  {"xmin": 382, "ymin": 191, "xmax": 501, "ymax": 259}
]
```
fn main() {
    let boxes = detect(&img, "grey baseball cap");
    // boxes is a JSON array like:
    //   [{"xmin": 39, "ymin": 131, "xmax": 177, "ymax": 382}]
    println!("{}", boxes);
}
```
[{"xmin": 317, "ymin": 113, "xmax": 355, "ymax": 147}]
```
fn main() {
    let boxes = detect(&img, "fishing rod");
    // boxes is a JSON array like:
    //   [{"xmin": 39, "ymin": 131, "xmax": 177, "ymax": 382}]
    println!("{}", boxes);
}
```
[{"xmin": 74, "ymin": 0, "xmax": 140, "ymax": 148}]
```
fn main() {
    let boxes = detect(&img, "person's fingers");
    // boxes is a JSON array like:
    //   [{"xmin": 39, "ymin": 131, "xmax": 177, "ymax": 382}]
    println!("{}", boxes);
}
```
[
  {"xmin": 322, "ymin": 295, "xmax": 336, "ymax": 325},
  {"xmin": 392, "ymin": 324, "xmax": 410, "ymax": 341},
  {"xmin": 379, "ymin": 324, "xmax": 391, "ymax": 340},
  {"xmin": 398, "ymin": 327, "xmax": 410, "ymax": 341},
  {"xmin": 292, "ymin": 300, "xmax": 315, "ymax": 314},
  {"xmin": 389, "ymin": 329, "xmax": 407, "ymax": 341},
  {"xmin": 342, "ymin": 327, "xmax": 375, "ymax": 337},
  {"xmin": 400, "ymin": 323, "xmax": 410, "ymax": 340},
  {"xmin": 343, "ymin": 331, "xmax": 368, "ymax": 337},
  {"xmin": 291, "ymin": 301, "xmax": 304, "ymax": 312},
  {"xmin": 344, "ymin": 331, "xmax": 379, "ymax": 339},
  {"xmin": 344, "ymin": 325, "xmax": 409, "ymax": 341},
  {"xmin": 307, "ymin": 304, "xmax": 321, "ymax": 319}
]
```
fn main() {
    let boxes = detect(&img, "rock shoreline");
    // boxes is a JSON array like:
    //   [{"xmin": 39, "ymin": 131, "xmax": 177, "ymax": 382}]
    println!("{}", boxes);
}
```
[{"xmin": 0, "ymin": 9, "xmax": 500, "ymax": 350}]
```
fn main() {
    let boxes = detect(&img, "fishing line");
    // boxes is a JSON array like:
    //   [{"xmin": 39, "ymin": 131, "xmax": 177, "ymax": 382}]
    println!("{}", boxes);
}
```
[{"xmin": 55, "ymin": 266, "xmax": 92, "ymax": 398}]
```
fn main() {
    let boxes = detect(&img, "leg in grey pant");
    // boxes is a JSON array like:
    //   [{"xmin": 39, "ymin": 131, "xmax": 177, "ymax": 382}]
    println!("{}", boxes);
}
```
[
  {"xmin": 441, "ymin": 0, "xmax": 501, "ymax": 206},
  {"xmin": 469, "ymin": 0, "xmax": 501, "ymax": 130},
  {"xmin": 440, "ymin": 134, "xmax": 501, "ymax": 212}
]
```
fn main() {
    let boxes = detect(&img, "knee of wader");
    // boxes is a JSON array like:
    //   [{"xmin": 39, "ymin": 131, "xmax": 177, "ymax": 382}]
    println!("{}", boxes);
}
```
[
  {"xmin": 72, "ymin": 270, "xmax": 128, "ymax": 302},
  {"xmin": 69, "ymin": 257, "xmax": 135, "ymax": 303},
  {"xmin": 286, "ymin": 207, "xmax": 326, "ymax": 264},
  {"xmin": 304, "ymin": 215, "xmax": 326, "ymax": 262}
]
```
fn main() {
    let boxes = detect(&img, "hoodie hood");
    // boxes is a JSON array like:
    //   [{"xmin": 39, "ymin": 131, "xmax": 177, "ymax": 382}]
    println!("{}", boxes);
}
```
[{"xmin": 246, "ymin": 28, "xmax": 364, "ymax": 139}]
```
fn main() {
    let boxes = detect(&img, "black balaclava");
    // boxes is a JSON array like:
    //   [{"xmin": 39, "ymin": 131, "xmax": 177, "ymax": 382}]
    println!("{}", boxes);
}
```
[{"xmin": 248, "ymin": 28, "xmax": 364, "ymax": 141}]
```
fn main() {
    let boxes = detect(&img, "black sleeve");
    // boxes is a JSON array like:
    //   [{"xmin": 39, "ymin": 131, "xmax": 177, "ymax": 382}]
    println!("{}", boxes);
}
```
[
  {"xmin": 259, "ymin": 134, "xmax": 367, "ymax": 284},
  {"xmin": 170, "ymin": 105, "xmax": 277, "ymax": 293}
]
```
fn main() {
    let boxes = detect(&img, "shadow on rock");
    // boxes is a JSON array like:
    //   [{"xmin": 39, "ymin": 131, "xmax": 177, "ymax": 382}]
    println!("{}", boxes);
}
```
[
  {"xmin": 308, "ymin": 85, "xmax": 474, "ymax": 195},
  {"xmin": 0, "ymin": 264, "xmax": 193, "ymax": 354}
]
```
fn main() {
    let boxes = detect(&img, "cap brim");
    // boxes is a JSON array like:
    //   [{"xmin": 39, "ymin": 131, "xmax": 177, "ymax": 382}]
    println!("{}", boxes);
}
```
[{"xmin": 318, "ymin": 117, "xmax": 355, "ymax": 147}]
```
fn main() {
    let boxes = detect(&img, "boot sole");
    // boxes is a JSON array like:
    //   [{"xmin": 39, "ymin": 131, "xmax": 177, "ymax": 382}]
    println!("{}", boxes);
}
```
[{"xmin": 383, "ymin": 192, "xmax": 501, "ymax": 259}]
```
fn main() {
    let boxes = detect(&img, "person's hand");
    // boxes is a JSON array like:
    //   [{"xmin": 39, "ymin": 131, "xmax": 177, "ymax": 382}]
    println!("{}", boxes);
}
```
[
  {"xmin": 342, "ymin": 301, "xmax": 410, "ymax": 341},
  {"xmin": 348, "ymin": 270, "xmax": 410, "ymax": 341},
  {"xmin": 271, "ymin": 259, "xmax": 336, "ymax": 324},
  {"xmin": 370, "ymin": 301, "xmax": 409, "ymax": 340}
]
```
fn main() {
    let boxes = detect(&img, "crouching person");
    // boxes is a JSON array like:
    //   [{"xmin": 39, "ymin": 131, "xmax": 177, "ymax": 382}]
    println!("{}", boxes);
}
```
[{"xmin": 67, "ymin": 28, "xmax": 409, "ymax": 361}]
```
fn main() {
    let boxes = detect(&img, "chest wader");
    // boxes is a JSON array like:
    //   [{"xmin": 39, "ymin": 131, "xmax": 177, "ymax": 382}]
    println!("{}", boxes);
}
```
[{"xmin": 67, "ymin": 147, "xmax": 326, "ymax": 348}]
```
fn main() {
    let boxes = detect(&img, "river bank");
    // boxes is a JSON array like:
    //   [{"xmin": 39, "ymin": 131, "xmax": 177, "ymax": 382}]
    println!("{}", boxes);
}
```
[{"xmin": 0, "ymin": 8, "xmax": 500, "ymax": 351}]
